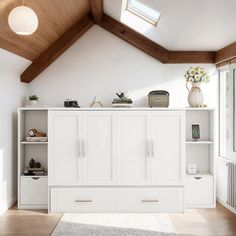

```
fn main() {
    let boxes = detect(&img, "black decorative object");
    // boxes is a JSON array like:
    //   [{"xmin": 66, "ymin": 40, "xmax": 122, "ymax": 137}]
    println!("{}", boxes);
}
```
[
  {"xmin": 192, "ymin": 124, "xmax": 200, "ymax": 140},
  {"xmin": 29, "ymin": 158, "xmax": 36, "ymax": 168},
  {"xmin": 35, "ymin": 162, "xmax": 41, "ymax": 168},
  {"xmin": 64, "ymin": 99, "xmax": 80, "ymax": 108}
]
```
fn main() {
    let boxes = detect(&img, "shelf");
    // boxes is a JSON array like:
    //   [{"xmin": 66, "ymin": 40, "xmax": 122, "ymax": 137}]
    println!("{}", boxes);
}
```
[
  {"xmin": 20, "ymin": 141, "xmax": 48, "ymax": 145},
  {"xmin": 185, "ymin": 173, "xmax": 213, "ymax": 177},
  {"xmin": 186, "ymin": 140, "xmax": 214, "ymax": 144},
  {"xmin": 185, "ymin": 107, "xmax": 215, "ymax": 111},
  {"xmin": 21, "ymin": 175, "xmax": 48, "ymax": 178}
]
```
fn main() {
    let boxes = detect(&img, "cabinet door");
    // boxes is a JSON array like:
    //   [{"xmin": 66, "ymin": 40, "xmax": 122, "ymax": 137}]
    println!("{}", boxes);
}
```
[
  {"xmin": 148, "ymin": 112, "xmax": 184, "ymax": 183},
  {"xmin": 82, "ymin": 112, "xmax": 114, "ymax": 182},
  {"xmin": 117, "ymin": 112, "xmax": 148, "ymax": 181},
  {"xmin": 49, "ymin": 112, "xmax": 79, "ymax": 184}
]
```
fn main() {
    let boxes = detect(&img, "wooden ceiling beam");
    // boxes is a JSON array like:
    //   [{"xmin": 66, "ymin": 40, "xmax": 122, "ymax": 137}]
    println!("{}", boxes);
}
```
[
  {"xmin": 21, "ymin": 13, "xmax": 94, "ymax": 83},
  {"xmin": 100, "ymin": 14, "xmax": 169, "ymax": 63},
  {"xmin": 168, "ymin": 51, "xmax": 216, "ymax": 64},
  {"xmin": 215, "ymin": 41, "xmax": 236, "ymax": 64},
  {"xmin": 90, "ymin": 0, "xmax": 103, "ymax": 24}
]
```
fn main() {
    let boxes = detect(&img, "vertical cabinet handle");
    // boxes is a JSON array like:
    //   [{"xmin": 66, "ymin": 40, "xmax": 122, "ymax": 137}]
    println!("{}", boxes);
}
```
[
  {"xmin": 82, "ymin": 139, "xmax": 85, "ymax": 157},
  {"xmin": 147, "ymin": 140, "xmax": 150, "ymax": 157},
  {"xmin": 151, "ymin": 140, "xmax": 154, "ymax": 157},
  {"xmin": 147, "ymin": 140, "xmax": 154, "ymax": 157},
  {"xmin": 78, "ymin": 139, "xmax": 81, "ymax": 158}
]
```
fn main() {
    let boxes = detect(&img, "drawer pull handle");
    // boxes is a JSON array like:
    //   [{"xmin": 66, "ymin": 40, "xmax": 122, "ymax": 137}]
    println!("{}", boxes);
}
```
[
  {"xmin": 32, "ymin": 177, "xmax": 40, "ymax": 180},
  {"xmin": 141, "ymin": 200, "xmax": 159, "ymax": 203},
  {"xmin": 75, "ymin": 199, "xmax": 92, "ymax": 203},
  {"xmin": 194, "ymin": 177, "xmax": 202, "ymax": 180}
]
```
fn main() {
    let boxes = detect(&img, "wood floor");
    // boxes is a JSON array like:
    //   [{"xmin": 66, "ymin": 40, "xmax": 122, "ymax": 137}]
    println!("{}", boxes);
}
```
[{"xmin": 0, "ymin": 203, "xmax": 235, "ymax": 236}]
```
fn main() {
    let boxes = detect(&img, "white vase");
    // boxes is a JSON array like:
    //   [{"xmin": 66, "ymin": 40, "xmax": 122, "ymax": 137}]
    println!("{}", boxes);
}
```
[
  {"xmin": 187, "ymin": 82, "xmax": 204, "ymax": 107},
  {"xmin": 30, "ymin": 100, "xmax": 38, "ymax": 106}
]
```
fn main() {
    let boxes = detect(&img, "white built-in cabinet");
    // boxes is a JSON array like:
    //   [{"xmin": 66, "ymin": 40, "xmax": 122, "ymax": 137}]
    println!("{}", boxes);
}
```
[
  {"xmin": 48, "ymin": 109, "xmax": 185, "ymax": 213},
  {"xmin": 185, "ymin": 108, "xmax": 216, "ymax": 208},
  {"xmin": 18, "ymin": 107, "xmax": 215, "ymax": 212},
  {"xmin": 116, "ymin": 112, "xmax": 184, "ymax": 183},
  {"xmin": 49, "ymin": 110, "xmax": 185, "ymax": 186},
  {"xmin": 49, "ymin": 112, "xmax": 114, "ymax": 183}
]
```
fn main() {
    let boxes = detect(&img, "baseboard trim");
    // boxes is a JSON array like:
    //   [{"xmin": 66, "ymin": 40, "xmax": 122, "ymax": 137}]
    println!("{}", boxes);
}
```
[
  {"xmin": 0, "ymin": 196, "xmax": 17, "ymax": 215},
  {"xmin": 18, "ymin": 204, "xmax": 48, "ymax": 210},
  {"xmin": 217, "ymin": 197, "xmax": 236, "ymax": 214}
]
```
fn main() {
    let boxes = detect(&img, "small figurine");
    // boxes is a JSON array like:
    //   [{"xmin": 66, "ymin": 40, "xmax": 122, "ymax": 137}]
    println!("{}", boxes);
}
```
[
  {"xmin": 29, "ymin": 158, "xmax": 41, "ymax": 169},
  {"xmin": 90, "ymin": 96, "xmax": 103, "ymax": 107},
  {"xmin": 29, "ymin": 129, "xmax": 46, "ymax": 137},
  {"xmin": 29, "ymin": 158, "xmax": 36, "ymax": 168}
]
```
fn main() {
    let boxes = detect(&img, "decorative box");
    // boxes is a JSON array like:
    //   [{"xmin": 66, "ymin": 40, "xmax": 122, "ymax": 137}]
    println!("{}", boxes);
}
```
[{"xmin": 148, "ymin": 90, "xmax": 169, "ymax": 107}]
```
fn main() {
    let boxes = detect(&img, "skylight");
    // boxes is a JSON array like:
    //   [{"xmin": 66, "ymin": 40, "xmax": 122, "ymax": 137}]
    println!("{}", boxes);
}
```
[{"xmin": 126, "ymin": 0, "xmax": 161, "ymax": 26}]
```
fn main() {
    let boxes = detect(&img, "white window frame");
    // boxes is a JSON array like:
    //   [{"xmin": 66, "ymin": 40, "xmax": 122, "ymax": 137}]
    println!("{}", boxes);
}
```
[
  {"xmin": 126, "ymin": 0, "xmax": 161, "ymax": 26},
  {"xmin": 219, "ymin": 63, "xmax": 236, "ymax": 161}
]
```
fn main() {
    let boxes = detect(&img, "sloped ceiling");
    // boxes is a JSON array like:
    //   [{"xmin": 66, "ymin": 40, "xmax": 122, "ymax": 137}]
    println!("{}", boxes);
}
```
[
  {"xmin": 104, "ymin": 0, "xmax": 236, "ymax": 51},
  {"xmin": 0, "ymin": 0, "xmax": 90, "ymax": 61},
  {"xmin": 1, "ymin": 0, "xmax": 236, "ymax": 61}
]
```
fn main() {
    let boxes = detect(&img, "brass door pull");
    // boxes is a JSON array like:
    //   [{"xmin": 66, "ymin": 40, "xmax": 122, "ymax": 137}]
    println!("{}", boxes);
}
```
[
  {"xmin": 141, "ymin": 199, "xmax": 159, "ymax": 203},
  {"xmin": 75, "ymin": 199, "xmax": 92, "ymax": 203}
]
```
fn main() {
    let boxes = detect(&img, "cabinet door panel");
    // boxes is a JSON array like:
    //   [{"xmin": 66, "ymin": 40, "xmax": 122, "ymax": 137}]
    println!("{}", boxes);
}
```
[
  {"xmin": 149, "ymin": 112, "xmax": 183, "ymax": 182},
  {"xmin": 83, "ymin": 113, "xmax": 113, "ymax": 181},
  {"xmin": 50, "ymin": 112, "xmax": 78, "ymax": 183},
  {"xmin": 117, "ymin": 113, "xmax": 148, "ymax": 181}
]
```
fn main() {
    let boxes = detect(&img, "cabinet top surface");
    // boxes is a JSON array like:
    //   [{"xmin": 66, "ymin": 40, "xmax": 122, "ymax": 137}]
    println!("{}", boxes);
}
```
[{"xmin": 18, "ymin": 107, "xmax": 215, "ymax": 111}]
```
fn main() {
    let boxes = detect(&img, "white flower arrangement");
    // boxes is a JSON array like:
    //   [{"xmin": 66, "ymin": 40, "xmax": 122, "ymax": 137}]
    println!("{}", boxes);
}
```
[{"xmin": 185, "ymin": 66, "xmax": 210, "ymax": 83}]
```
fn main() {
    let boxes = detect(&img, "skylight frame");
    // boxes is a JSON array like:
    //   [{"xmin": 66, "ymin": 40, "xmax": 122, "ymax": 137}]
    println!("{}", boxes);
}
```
[{"xmin": 126, "ymin": 0, "xmax": 161, "ymax": 26}]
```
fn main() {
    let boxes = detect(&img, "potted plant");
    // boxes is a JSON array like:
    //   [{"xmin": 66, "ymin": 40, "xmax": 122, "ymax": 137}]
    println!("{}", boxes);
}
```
[
  {"xmin": 185, "ymin": 66, "xmax": 210, "ymax": 107},
  {"xmin": 29, "ymin": 95, "xmax": 39, "ymax": 106}
]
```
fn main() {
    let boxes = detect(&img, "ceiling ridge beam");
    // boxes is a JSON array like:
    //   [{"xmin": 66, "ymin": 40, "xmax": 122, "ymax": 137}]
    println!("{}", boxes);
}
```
[
  {"xmin": 100, "ymin": 14, "xmax": 169, "ymax": 63},
  {"xmin": 21, "ymin": 13, "xmax": 94, "ymax": 83},
  {"xmin": 90, "ymin": 0, "xmax": 103, "ymax": 24}
]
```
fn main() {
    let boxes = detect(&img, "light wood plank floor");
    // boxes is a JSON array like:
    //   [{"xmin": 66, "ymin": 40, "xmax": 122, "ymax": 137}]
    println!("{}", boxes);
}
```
[{"xmin": 0, "ymin": 203, "xmax": 235, "ymax": 236}]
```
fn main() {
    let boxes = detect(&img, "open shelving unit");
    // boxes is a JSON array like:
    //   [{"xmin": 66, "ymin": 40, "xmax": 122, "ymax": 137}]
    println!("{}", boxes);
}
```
[
  {"xmin": 18, "ymin": 108, "xmax": 48, "ymax": 209},
  {"xmin": 185, "ymin": 108, "xmax": 216, "ymax": 208}
]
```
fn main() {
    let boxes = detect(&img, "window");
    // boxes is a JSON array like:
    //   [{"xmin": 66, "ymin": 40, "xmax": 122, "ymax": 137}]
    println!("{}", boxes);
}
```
[
  {"xmin": 126, "ymin": 0, "xmax": 161, "ymax": 26},
  {"xmin": 219, "ymin": 64, "xmax": 236, "ymax": 161},
  {"xmin": 219, "ymin": 69, "xmax": 230, "ymax": 158}
]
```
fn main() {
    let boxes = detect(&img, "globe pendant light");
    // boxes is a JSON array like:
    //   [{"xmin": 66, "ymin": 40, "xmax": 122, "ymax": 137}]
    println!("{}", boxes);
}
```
[{"xmin": 8, "ymin": 0, "xmax": 38, "ymax": 35}]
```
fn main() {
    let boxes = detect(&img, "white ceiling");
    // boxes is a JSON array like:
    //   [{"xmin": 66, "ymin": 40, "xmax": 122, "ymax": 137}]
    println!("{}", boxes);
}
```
[{"xmin": 104, "ymin": 0, "xmax": 236, "ymax": 51}]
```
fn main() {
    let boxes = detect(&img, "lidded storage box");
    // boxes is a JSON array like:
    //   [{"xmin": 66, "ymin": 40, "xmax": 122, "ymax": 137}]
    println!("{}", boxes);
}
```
[{"xmin": 148, "ymin": 90, "xmax": 169, "ymax": 107}]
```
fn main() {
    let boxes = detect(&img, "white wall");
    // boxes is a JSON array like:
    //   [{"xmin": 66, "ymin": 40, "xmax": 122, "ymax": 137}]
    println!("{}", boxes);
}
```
[
  {"xmin": 0, "ymin": 49, "xmax": 29, "ymax": 214},
  {"xmin": 29, "ymin": 25, "xmax": 217, "ymax": 108}
]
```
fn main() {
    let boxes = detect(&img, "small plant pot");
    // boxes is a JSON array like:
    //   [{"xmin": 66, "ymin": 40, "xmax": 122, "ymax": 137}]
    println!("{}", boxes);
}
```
[{"xmin": 30, "ymin": 100, "xmax": 38, "ymax": 106}]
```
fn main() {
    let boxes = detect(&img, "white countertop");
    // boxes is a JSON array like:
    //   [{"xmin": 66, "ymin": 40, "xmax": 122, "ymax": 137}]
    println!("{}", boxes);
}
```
[{"xmin": 19, "ymin": 107, "xmax": 215, "ymax": 111}]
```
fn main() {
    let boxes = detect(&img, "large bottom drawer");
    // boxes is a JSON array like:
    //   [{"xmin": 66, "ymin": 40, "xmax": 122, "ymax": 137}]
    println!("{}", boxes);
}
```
[
  {"xmin": 118, "ymin": 187, "xmax": 184, "ymax": 213},
  {"xmin": 50, "ymin": 187, "xmax": 184, "ymax": 213},
  {"xmin": 51, "ymin": 188, "xmax": 117, "ymax": 213}
]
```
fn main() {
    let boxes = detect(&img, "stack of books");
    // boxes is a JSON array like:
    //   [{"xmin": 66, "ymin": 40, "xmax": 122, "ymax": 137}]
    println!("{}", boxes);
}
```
[
  {"xmin": 24, "ymin": 167, "xmax": 47, "ymax": 176},
  {"xmin": 112, "ymin": 98, "xmax": 133, "ymax": 108},
  {"xmin": 26, "ymin": 137, "xmax": 47, "ymax": 142}
]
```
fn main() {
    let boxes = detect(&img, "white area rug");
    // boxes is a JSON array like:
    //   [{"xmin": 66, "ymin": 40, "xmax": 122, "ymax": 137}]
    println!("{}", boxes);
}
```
[{"xmin": 51, "ymin": 213, "xmax": 178, "ymax": 236}]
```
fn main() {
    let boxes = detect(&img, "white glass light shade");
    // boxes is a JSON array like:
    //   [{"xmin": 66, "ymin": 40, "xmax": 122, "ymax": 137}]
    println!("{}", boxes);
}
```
[{"xmin": 8, "ymin": 6, "xmax": 38, "ymax": 35}]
